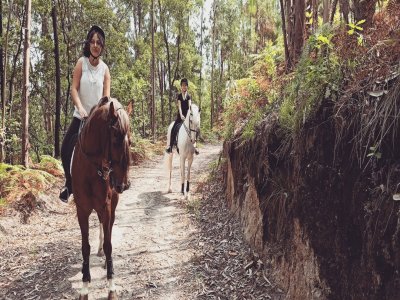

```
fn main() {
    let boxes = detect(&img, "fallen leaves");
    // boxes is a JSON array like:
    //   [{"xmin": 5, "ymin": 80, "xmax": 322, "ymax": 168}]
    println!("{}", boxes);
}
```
[{"xmin": 182, "ymin": 168, "xmax": 284, "ymax": 299}]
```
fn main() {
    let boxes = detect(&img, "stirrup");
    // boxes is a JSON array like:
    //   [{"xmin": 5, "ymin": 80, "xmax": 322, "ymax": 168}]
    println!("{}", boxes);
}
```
[{"xmin": 195, "ymin": 149, "xmax": 199, "ymax": 155}]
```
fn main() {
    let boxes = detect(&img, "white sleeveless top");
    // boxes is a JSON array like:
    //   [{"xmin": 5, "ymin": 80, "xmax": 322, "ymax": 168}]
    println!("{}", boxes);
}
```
[{"xmin": 73, "ymin": 57, "xmax": 107, "ymax": 120}]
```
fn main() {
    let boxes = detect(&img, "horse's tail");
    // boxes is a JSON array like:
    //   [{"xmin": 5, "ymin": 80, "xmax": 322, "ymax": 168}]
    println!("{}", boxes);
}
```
[
  {"xmin": 164, "ymin": 151, "xmax": 173, "ymax": 172},
  {"xmin": 164, "ymin": 122, "xmax": 174, "ymax": 175}
]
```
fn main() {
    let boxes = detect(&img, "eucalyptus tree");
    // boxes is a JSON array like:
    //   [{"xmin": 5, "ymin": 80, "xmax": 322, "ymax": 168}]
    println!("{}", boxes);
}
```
[
  {"xmin": 0, "ymin": 0, "xmax": 4, "ymax": 162},
  {"xmin": 22, "ymin": 0, "xmax": 32, "ymax": 167},
  {"xmin": 52, "ymin": 0, "xmax": 61, "ymax": 157}
]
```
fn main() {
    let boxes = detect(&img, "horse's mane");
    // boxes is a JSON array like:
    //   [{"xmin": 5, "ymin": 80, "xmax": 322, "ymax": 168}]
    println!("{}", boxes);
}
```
[
  {"xmin": 191, "ymin": 103, "xmax": 199, "ymax": 115},
  {"xmin": 85, "ymin": 97, "xmax": 130, "ymax": 134},
  {"xmin": 80, "ymin": 97, "xmax": 131, "ymax": 163}
]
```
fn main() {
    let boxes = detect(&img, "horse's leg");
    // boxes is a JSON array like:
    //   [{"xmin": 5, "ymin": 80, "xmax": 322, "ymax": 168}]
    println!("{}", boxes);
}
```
[
  {"xmin": 180, "ymin": 156, "xmax": 186, "ymax": 196},
  {"xmin": 103, "ymin": 192, "xmax": 119, "ymax": 300},
  {"xmin": 167, "ymin": 152, "xmax": 173, "ymax": 193},
  {"xmin": 97, "ymin": 220, "xmax": 104, "ymax": 257},
  {"xmin": 186, "ymin": 155, "xmax": 194, "ymax": 200},
  {"xmin": 77, "ymin": 209, "xmax": 91, "ymax": 300}
]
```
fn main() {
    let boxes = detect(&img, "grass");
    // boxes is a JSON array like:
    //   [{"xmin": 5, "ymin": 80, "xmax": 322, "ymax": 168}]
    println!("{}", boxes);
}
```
[{"xmin": 186, "ymin": 196, "xmax": 202, "ymax": 219}]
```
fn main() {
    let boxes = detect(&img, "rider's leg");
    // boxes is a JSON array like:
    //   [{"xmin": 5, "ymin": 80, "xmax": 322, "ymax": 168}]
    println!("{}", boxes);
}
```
[{"xmin": 60, "ymin": 117, "xmax": 81, "ymax": 202}]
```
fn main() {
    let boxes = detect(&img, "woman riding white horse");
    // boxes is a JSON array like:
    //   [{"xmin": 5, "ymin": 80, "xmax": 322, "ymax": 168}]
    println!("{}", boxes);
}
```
[{"xmin": 166, "ymin": 103, "xmax": 201, "ymax": 199}]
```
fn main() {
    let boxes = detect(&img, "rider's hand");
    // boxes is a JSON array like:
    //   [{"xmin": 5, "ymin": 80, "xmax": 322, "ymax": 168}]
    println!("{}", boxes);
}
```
[
  {"xmin": 181, "ymin": 115, "xmax": 185, "ymax": 121},
  {"xmin": 78, "ymin": 106, "xmax": 88, "ymax": 118}
]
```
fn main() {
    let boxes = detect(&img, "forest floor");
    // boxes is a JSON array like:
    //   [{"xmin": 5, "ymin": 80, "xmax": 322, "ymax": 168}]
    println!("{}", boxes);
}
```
[{"xmin": 0, "ymin": 143, "xmax": 283, "ymax": 300}]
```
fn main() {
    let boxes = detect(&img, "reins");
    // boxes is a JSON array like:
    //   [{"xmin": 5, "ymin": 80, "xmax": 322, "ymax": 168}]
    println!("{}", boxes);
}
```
[
  {"xmin": 182, "ymin": 111, "xmax": 199, "ymax": 144},
  {"xmin": 78, "ymin": 106, "xmax": 124, "ymax": 183}
]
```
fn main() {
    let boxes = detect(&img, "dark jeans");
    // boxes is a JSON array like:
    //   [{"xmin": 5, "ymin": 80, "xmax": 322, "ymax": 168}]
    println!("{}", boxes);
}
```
[{"xmin": 61, "ymin": 117, "xmax": 81, "ymax": 192}]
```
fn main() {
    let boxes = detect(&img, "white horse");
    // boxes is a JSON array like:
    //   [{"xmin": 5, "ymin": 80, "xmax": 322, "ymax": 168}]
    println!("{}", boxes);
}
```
[{"xmin": 166, "ymin": 104, "xmax": 201, "ymax": 199}]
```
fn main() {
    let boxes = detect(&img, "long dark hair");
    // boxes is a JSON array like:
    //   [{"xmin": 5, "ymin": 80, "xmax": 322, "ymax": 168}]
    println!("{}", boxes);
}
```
[{"xmin": 83, "ymin": 28, "xmax": 105, "ymax": 58}]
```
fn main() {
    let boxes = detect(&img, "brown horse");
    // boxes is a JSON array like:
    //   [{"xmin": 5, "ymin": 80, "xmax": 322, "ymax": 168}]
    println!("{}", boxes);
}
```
[{"xmin": 71, "ymin": 96, "xmax": 131, "ymax": 300}]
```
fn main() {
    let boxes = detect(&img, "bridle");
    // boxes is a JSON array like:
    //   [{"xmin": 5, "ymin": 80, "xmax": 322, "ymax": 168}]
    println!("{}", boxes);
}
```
[
  {"xmin": 78, "ymin": 108, "xmax": 127, "ymax": 187},
  {"xmin": 183, "ymin": 110, "xmax": 200, "ymax": 144}
]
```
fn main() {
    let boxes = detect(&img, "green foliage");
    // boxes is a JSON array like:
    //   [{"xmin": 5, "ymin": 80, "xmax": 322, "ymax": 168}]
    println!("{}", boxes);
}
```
[
  {"xmin": 251, "ymin": 41, "xmax": 283, "ymax": 79},
  {"xmin": 222, "ymin": 41, "xmax": 282, "ymax": 140},
  {"xmin": 0, "ymin": 160, "xmax": 57, "ymax": 204},
  {"xmin": 279, "ymin": 26, "xmax": 342, "ymax": 132},
  {"xmin": 347, "ymin": 19, "xmax": 366, "ymax": 46},
  {"xmin": 34, "ymin": 155, "xmax": 64, "ymax": 176},
  {"xmin": 241, "ymin": 109, "xmax": 263, "ymax": 141},
  {"xmin": 130, "ymin": 137, "xmax": 165, "ymax": 165}
]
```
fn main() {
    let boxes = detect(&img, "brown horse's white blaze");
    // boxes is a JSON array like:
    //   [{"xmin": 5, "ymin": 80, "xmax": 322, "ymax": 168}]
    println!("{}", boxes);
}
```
[
  {"xmin": 166, "ymin": 104, "xmax": 200, "ymax": 199},
  {"xmin": 71, "ymin": 97, "xmax": 131, "ymax": 300}
]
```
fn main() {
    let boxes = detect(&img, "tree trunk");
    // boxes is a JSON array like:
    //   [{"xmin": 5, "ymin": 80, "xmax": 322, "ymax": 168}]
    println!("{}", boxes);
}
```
[
  {"xmin": 158, "ymin": 61, "xmax": 165, "ymax": 127},
  {"xmin": 58, "ymin": 0, "xmax": 72, "ymax": 132},
  {"xmin": 280, "ymin": 0, "xmax": 291, "ymax": 72},
  {"xmin": 352, "ymin": 0, "xmax": 377, "ymax": 27},
  {"xmin": 52, "ymin": 1, "xmax": 61, "ymax": 158},
  {"xmin": 330, "ymin": 0, "xmax": 339, "ymax": 24},
  {"xmin": 41, "ymin": 14, "xmax": 53, "ymax": 148},
  {"xmin": 312, "ymin": 0, "xmax": 319, "ymax": 31},
  {"xmin": 339, "ymin": 0, "xmax": 349, "ymax": 24},
  {"xmin": 199, "ymin": 5, "xmax": 203, "ymax": 109},
  {"xmin": 9, "ymin": 8, "xmax": 25, "ymax": 118},
  {"xmin": 291, "ymin": 0, "xmax": 305, "ymax": 65},
  {"xmin": 0, "ymin": 0, "xmax": 4, "ymax": 162},
  {"xmin": 22, "ymin": 0, "xmax": 32, "ymax": 167},
  {"xmin": 210, "ymin": 0, "xmax": 216, "ymax": 128},
  {"xmin": 151, "ymin": 0, "xmax": 155, "ymax": 141},
  {"xmin": 323, "ymin": 0, "xmax": 330, "ymax": 23}
]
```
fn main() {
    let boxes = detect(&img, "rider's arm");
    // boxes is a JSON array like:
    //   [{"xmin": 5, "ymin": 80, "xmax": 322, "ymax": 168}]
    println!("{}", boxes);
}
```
[
  {"xmin": 71, "ymin": 58, "xmax": 88, "ymax": 118},
  {"xmin": 178, "ymin": 100, "xmax": 184, "ymax": 120},
  {"xmin": 103, "ymin": 65, "xmax": 111, "ymax": 97}
]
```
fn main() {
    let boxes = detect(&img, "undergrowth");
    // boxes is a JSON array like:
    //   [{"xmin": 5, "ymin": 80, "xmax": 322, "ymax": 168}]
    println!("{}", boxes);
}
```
[
  {"xmin": 0, "ymin": 156, "xmax": 62, "ymax": 211},
  {"xmin": 130, "ymin": 137, "xmax": 165, "ymax": 165},
  {"xmin": 279, "ymin": 25, "xmax": 342, "ymax": 132},
  {"xmin": 223, "ymin": 42, "xmax": 282, "ymax": 140}
]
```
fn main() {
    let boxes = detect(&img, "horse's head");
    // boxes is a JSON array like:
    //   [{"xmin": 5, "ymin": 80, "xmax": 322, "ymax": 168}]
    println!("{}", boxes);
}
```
[
  {"xmin": 189, "ymin": 104, "xmax": 201, "ymax": 138},
  {"xmin": 103, "ymin": 98, "xmax": 131, "ymax": 193}
]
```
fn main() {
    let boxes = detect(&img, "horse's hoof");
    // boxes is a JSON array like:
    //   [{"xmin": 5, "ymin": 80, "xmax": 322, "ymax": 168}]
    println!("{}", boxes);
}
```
[
  {"xmin": 78, "ymin": 294, "xmax": 88, "ymax": 300},
  {"xmin": 167, "ymin": 188, "xmax": 172, "ymax": 193},
  {"xmin": 97, "ymin": 249, "xmax": 104, "ymax": 257},
  {"xmin": 108, "ymin": 291, "xmax": 118, "ymax": 300}
]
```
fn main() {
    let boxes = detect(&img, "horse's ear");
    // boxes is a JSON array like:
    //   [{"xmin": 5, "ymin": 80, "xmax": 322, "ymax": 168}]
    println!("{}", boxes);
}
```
[
  {"xmin": 99, "ymin": 96, "xmax": 109, "ymax": 107},
  {"xmin": 126, "ymin": 100, "xmax": 133, "ymax": 116},
  {"xmin": 109, "ymin": 101, "xmax": 118, "ymax": 120}
]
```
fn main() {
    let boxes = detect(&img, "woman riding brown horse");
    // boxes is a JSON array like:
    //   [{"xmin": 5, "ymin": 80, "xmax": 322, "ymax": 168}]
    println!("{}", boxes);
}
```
[{"xmin": 71, "ymin": 96, "xmax": 131, "ymax": 300}]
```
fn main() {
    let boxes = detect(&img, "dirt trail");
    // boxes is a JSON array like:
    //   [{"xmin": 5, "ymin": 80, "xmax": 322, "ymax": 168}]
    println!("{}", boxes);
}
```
[{"xmin": 0, "ymin": 144, "xmax": 222, "ymax": 300}]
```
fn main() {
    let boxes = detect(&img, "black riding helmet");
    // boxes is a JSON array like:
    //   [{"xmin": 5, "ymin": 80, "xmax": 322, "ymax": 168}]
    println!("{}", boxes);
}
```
[
  {"xmin": 180, "ymin": 78, "xmax": 188, "ymax": 86},
  {"xmin": 87, "ymin": 25, "xmax": 105, "ymax": 42}
]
